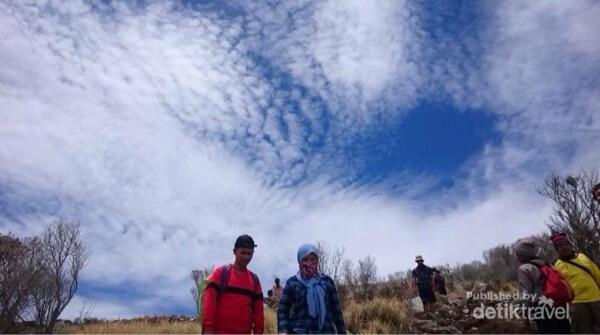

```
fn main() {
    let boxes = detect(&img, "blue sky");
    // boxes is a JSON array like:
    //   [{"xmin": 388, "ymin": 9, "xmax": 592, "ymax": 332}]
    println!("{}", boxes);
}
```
[{"xmin": 1, "ymin": 0, "xmax": 599, "ymax": 318}]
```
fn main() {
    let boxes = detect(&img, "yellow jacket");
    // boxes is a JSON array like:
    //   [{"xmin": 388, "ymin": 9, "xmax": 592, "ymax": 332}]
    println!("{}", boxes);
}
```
[{"xmin": 554, "ymin": 253, "xmax": 600, "ymax": 303}]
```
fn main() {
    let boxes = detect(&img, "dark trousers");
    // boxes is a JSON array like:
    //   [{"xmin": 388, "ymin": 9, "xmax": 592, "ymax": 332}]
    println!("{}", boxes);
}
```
[
  {"xmin": 534, "ymin": 305, "xmax": 571, "ymax": 334},
  {"xmin": 535, "ymin": 317, "xmax": 571, "ymax": 334},
  {"xmin": 571, "ymin": 301, "xmax": 600, "ymax": 334}
]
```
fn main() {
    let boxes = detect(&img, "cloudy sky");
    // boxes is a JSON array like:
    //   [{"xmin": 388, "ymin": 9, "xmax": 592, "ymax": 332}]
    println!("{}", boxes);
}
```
[{"xmin": 1, "ymin": 0, "xmax": 599, "ymax": 319}]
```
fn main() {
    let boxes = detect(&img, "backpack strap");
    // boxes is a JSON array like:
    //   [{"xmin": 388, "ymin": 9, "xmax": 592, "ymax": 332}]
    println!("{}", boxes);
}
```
[
  {"xmin": 527, "ymin": 261, "xmax": 544, "ymax": 268},
  {"xmin": 218, "ymin": 265, "xmax": 231, "ymax": 300},
  {"xmin": 205, "ymin": 265, "xmax": 230, "ymax": 298},
  {"xmin": 248, "ymin": 271, "xmax": 263, "ymax": 313},
  {"xmin": 564, "ymin": 259, "xmax": 600, "ymax": 290},
  {"xmin": 526, "ymin": 261, "xmax": 548, "ymax": 280},
  {"xmin": 209, "ymin": 265, "xmax": 263, "ymax": 303},
  {"xmin": 250, "ymin": 272, "xmax": 263, "ymax": 301}
]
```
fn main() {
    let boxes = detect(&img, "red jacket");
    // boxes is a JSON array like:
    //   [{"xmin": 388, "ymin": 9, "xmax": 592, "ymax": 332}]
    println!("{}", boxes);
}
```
[{"xmin": 202, "ymin": 265, "xmax": 264, "ymax": 334}]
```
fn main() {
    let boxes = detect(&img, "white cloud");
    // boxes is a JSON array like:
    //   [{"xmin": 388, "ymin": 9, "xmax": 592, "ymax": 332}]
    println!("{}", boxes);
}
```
[
  {"xmin": 434, "ymin": 0, "xmax": 600, "ymax": 179},
  {"xmin": 1, "ymin": 0, "xmax": 598, "ymax": 319},
  {"xmin": 243, "ymin": 0, "xmax": 423, "ymax": 124}
]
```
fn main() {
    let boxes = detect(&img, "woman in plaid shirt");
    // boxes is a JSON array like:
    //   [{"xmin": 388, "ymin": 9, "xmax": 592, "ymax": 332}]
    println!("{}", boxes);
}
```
[{"xmin": 277, "ymin": 243, "xmax": 347, "ymax": 334}]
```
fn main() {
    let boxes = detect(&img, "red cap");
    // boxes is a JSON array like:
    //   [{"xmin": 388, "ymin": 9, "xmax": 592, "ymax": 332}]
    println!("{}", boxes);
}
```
[{"xmin": 551, "ymin": 234, "xmax": 568, "ymax": 245}]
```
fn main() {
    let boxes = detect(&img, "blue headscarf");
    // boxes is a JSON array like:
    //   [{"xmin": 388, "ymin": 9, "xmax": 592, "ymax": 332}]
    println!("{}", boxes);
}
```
[{"xmin": 295, "ymin": 243, "xmax": 326, "ymax": 330}]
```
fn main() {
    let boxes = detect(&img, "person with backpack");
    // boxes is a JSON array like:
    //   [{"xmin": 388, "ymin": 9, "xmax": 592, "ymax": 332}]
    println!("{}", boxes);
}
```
[
  {"xmin": 412, "ymin": 255, "xmax": 436, "ymax": 315},
  {"xmin": 201, "ymin": 235, "xmax": 264, "ymax": 334},
  {"xmin": 433, "ymin": 268, "xmax": 447, "ymax": 296},
  {"xmin": 551, "ymin": 233, "xmax": 600, "ymax": 333},
  {"xmin": 277, "ymin": 243, "xmax": 346, "ymax": 334},
  {"xmin": 515, "ymin": 238, "xmax": 571, "ymax": 333}
]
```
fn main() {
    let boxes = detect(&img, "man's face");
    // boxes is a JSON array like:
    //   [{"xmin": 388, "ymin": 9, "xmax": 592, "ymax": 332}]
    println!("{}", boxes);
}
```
[
  {"xmin": 233, "ymin": 247, "xmax": 254, "ymax": 267},
  {"xmin": 594, "ymin": 188, "xmax": 600, "ymax": 204},
  {"xmin": 555, "ymin": 239, "xmax": 575, "ymax": 259},
  {"xmin": 416, "ymin": 260, "xmax": 424, "ymax": 266}
]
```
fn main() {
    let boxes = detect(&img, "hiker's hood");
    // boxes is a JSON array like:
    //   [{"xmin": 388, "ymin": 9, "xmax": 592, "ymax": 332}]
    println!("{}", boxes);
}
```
[
  {"xmin": 515, "ymin": 238, "xmax": 538, "ymax": 259},
  {"xmin": 297, "ymin": 243, "xmax": 318, "ymax": 263}
]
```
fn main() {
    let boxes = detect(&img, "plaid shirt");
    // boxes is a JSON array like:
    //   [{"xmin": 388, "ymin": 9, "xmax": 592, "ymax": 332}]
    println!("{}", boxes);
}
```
[{"xmin": 277, "ymin": 274, "xmax": 346, "ymax": 334}]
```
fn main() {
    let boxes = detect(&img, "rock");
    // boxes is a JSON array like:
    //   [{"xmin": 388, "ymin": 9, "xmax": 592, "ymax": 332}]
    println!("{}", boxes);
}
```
[
  {"xmin": 439, "ymin": 305, "xmax": 452, "ymax": 313},
  {"xmin": 413, "ymin": 319, "xmax": 439, "ymax": 333},
  {"xmin": 414, "ymin": 319, "xmax": 436, "ymax": 326},
  {"xmin": 437, "ymin": 319, "xmax": 451, "ymax": 327},
  {"xmin": 410, "ymin": 296, "xmax": 424, "ymax": 312},
  {"xmin": 438, "ymin": 326, "xmax": 462, "ymax": 334}
]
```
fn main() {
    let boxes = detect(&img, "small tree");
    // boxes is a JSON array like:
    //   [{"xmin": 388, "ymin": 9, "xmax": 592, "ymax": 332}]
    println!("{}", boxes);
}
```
[
  {"xmin": 30, "ymin": 219, "xmax": 88, "ymax": 333},
  {"xmin": 341, "ymin": 259, "xmax": 355, "ymax": 287},
  {"xmin": 482, "ymin": 244, "xmax": 517, "ymax": 282},
  {"xmin": 191, "ymin": 267, "xmax": 212, "ymax": 320},
  {"xmin": 0, "ymin": 235, "xmax": 42, "ymax": 333},
  {"xmin": 450, "ymin": 260, "xmax": 486, "ymax": 282},
  {"xmin": 315, "ymin": 241, "xmax": 345, "ymax": 283},
  {"xmin": 539, "ymin": 170, "xmax": 600, "ymax": 263},
  {"xmin": 356, "ymin": 256, "xmax": 377, "ymax": 300}
]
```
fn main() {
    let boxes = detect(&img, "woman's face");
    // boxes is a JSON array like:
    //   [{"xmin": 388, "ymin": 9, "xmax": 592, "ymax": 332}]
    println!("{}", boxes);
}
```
[{"xmin": 301, "ymin": 252, "xmax": 318, "ymax": 267}]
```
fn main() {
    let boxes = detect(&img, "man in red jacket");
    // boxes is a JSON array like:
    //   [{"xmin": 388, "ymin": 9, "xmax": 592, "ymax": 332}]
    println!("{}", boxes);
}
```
[{"xmin": 202, "ymin": 235, "xmax": 264, "ymax": 334}]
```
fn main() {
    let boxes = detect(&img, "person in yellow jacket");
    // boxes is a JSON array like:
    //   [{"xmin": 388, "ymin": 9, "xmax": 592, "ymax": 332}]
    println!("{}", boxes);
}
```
[{"xmin": 552, "ymin": 233, "xmax": 600, "ymax": 333}]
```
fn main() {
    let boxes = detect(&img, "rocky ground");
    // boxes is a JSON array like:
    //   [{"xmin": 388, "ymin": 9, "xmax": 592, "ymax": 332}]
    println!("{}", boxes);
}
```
[{"xmin": 409, "ymin": 284, "xmax": 534, "ymax": 334}]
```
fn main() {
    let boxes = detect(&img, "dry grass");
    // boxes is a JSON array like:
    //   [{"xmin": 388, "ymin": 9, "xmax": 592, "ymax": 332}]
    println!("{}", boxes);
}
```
[
  {"xmin": 56, "ymin": 299, "xmax": 412, "ymax": 334},
  {"xmin": 494, "ymin": 280, "xmax": 518, "ymax": 292},
  {"xmin": 56, "ymin": 319, "xmax": 200, "ymax": 334},
  {"xmin": 57, "ymin": 309, "xmax": 278, "ymax": 334},
  {"xmin": 55, "ymin": 281, "xmax": 519, "ymax": 334},
  {"xmin": 343, "ymin": 297, "xmax": 411, "ymax": 334},
  {"xmin": 264, "ymin": 306, "xmax": 277, "ymax": 333}
]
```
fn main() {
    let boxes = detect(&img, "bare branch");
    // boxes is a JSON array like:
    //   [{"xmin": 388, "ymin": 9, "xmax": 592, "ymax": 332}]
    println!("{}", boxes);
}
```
[
  {"xmin": 30, "ymin": 218, "xmax": 88, "ymax": 333},
  {"xmin": 539, "ymin": 170, "xmax": 600, "ymax": 264}
]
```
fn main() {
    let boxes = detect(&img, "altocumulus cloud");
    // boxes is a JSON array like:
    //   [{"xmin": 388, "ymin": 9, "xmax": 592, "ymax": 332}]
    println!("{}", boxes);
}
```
[{"xmin": 0, "ymin": 0, "xmax": 598, "ymax": 318}]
